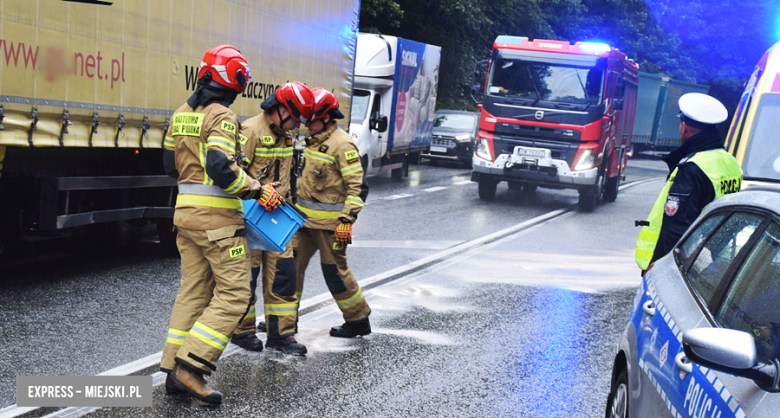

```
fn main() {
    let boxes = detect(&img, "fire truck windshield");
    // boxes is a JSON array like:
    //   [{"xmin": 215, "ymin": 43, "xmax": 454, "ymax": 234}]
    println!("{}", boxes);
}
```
[{"xmin": 486, "ymin": 57, "xmax": 605, "ymax": 106}]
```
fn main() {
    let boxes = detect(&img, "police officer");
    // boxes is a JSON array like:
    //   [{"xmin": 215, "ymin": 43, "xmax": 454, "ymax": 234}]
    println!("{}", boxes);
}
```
[
  {"xmin": 293, "ymin": 88, "xmax": 372, "ymax": 338},
  {"xmin": 636, "ymin": 93, "xmax": 743, "ymax": 273},
  {"xmin": 160, "ymin": 45, "xmax": 284, "ymax": 405},
  {"xmin": 231, "ymin": 82, "xmax": 313, "ymax": 355}
]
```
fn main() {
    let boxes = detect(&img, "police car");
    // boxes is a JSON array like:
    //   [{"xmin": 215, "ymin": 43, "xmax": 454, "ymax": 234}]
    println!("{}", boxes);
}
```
[{"xmin": 607, "ymin": 186, "xmax": 780, "ymax": 418}]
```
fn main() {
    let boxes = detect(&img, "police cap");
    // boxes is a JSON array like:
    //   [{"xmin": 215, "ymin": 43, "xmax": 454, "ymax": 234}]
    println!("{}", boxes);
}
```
[{"xmin": 678, "ymin": 93, "xmax": 728, "ymax": 130}]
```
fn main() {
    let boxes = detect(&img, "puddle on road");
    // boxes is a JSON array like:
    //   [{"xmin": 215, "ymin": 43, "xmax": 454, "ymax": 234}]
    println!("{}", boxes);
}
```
[{"xmin": 368, "ymin": 283, "xmax": 469, "ymax": 314}]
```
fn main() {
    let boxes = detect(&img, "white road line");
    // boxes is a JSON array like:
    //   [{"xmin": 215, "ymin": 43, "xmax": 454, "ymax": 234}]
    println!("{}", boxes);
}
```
[
  {"xmin": 382, "ymin": 193, "xmax": 414, "ymax": 200},
  {"xmin": 453, "ymin": 180, "xmax": 472, "ymax": 185},
  {"xmin": 349, "ymin": 240, "xmax": 465, "ymax": 250},
  {"xmin": 5, "ymin": 176, "xmax": 662, "ymax": 418},
  {"xmin": 422, "ymin": 186, "xmax": 448, "ymax": 192}
]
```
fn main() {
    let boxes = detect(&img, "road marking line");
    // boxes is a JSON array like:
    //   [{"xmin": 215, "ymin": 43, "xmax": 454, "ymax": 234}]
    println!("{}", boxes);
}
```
[
  {"xmin": 382, "ymin": 193, "xmax": 414, "ymax": 200},
  {"xmin": 453, "ymin": 180, "xmax": 472, "ymax": 185},
  {"xmin": 422, "ymin": 186, "xmax": 447, "ymax": 192},
  {"xmin": 16, "ymin": 176, "xmax": 662, "ymax": 418},
  {"xmin": 349, "ymin": 240, "xmax": 465, "ymax": 250}
]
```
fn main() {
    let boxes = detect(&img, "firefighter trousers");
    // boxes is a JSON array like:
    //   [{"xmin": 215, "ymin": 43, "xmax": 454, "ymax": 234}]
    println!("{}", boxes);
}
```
[
  {"xmin": 293, "ymin": 227, "xmax": 370, "ymax": 322},
  {"xmin": 235, "ymin": 241, "xmax": 298, "ymax": 338},
  {"xmin": 161, "ymin": 225, "xmax": 253, "ymax": 375}
]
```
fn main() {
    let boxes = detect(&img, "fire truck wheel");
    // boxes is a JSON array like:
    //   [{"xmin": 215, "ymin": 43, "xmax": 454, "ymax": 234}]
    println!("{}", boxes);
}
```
[
  {"xmin": 478, "ymin": 176, "xmax": 497, "ymax": 200},
  {"xmin": 604, "ymin": 174, "xmax": 620, "ymax": 202},
  {"xmin": 578, "ymin": 173, "xmax": 601, "ymax": 212}
]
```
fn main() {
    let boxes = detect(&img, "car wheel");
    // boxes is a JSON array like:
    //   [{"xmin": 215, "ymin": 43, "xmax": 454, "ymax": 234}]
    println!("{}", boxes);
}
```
[
  {"xmin": 429, "ymin": 158, "xmax": 439, "ymax": 166},
  {"xmin": 507, "ymin": 181, "xmax": 523, "ymax": 191},
  {"xmin": 523, "ymin": 184, "xmax": 537, "ymax": 194},
  {"xmin": 605, "ymin": 367, "xmax": 629, "ymax": 418},
  {"xmin": 478, "ymin": 176, "xmax": 497, "ymax": 201}
]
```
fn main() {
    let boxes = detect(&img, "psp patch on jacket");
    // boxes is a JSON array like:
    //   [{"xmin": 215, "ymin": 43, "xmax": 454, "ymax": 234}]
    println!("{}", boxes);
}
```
[
  {"xmin": 345, "ymin": 150, "xmax": 359, "ymax": 163},
  {"xmin": 665, "ymin": 196, "xmax": 680, "ymax": 217},
  {"xmin": 319, "ymin": 145, "xmax": 329, "ymax": 153},
  {"xmin": 220, "ymin": 120, "xmax": 237, "ymax": 135},
  {"xmin": 262, "ymin": 135, "xmax": 275, "ymax": 146}
]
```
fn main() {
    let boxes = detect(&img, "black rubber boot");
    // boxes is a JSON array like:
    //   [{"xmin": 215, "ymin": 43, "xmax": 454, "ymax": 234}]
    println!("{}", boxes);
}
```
[
  {"xmin": 231, "ymin": 332, "xmax": 263, "ymax": 352},
  {"xmin": 171, "ymin": 363, "xmax": 223, "ymax": 406},
  {"xmin": 165, "ymin": 371, "xmax": 185, "ymax": 395},
  {"xmin": 266, "ymin": 335, "xmax": 308, "ymax": 355},
  {"xmin": 330, "ymin": 317, "xmax": 371, "ymax": 338},
  {"xmin": 257, "ymin": 321, "xmax": 267, "ymax": 333}
]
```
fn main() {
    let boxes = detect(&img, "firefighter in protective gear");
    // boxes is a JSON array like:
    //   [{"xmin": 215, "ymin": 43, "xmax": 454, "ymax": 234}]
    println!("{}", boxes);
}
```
[
  {"xmin": 635, "ymin": 93, "xmax": 743, "ymax": 274},
  {"xmin": 160, "ymin": 45, "xmax": 283, "ymax": 405},
  {"xmin": 293, "ymin": 88, "xmax": 372, "ymax": 338},
  {"xmin": 232, "ymin": 82, "xmax": 314, "ymax": 355}
]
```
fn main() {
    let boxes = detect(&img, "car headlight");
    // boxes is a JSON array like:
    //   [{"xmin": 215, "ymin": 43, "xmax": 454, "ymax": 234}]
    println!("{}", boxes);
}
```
[
  {"xmin": 475, "ymin": 137, "xmax": 493, "ymax": 161},
  {"xmin": 573, "ymin": 149, "xmax": 595, "ymax": 171},
  {"xmin": 455, "ymin": 134, "xmax": 471, "ymax": 142}
]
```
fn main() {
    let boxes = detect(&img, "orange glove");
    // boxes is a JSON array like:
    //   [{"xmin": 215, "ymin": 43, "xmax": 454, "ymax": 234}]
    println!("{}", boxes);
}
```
[
  {"xmin": 257, "ymin": 184, "xmax": 284, "ymax": 212},
  {"xmin": 335, "ymin": 222, "xmax": 352, "ymax": 245}
]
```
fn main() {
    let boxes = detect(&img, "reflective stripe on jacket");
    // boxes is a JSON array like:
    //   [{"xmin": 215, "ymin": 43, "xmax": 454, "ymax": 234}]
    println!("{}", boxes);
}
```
[{"xmin": 240, "ymin": 112, "xmax": 295, "ymax": 198}]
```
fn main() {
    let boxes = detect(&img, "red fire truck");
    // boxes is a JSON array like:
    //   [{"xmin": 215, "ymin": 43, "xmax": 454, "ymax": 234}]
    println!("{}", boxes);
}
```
[{"xmin": 470, "ymin": 36, "xmax": 639, "ymax": 211}]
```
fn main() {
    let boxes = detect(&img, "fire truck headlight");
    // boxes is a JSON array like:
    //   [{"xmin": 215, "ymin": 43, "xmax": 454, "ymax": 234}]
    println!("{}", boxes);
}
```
[
  {"xmin": 475, "ymin": 137, "xmax": 493, "ymax": 161},
  {"xmin": 574, "ymin": 149, "xmax": 595, "ymax": 171}
]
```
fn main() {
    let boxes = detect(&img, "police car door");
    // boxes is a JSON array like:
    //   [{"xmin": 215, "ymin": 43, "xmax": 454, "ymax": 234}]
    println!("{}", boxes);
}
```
[{"xmin": 666, "ymin": 211, "xmax": 768, "ymax": 418}]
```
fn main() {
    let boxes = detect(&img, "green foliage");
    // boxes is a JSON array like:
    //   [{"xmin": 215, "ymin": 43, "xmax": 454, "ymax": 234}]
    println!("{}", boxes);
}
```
[{"xmin": 358, "ymin": 0, "xmax": 776, "ymax": 113}]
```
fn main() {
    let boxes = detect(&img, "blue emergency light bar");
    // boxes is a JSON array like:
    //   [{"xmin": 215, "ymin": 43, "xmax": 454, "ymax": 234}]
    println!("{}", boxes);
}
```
[
  {"xmin": 579, "ymin": 42, "xmax": 611, "ymax": 53},
  {"xmin": 495, "ymin": 36, "xmax": 525, "ymax": 45}
]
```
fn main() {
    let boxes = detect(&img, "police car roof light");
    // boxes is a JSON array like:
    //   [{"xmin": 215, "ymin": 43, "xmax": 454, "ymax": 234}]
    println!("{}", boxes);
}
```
[{"xmin": 579, "ymin": 42, "xmax": 611, "ymax": 53}]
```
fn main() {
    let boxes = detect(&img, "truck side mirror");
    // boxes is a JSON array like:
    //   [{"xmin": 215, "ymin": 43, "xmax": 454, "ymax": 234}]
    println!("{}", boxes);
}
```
[
  {"xmin": 370, "ymin": 112, "xmax": 388, "ymax": 133},
  {"xmin": 471, "ymin": 60, "xmax": 489, "ymax": 105},
  {"xmin": 471, "ymin": 84, "xmax": 481, "ymax": 96}
]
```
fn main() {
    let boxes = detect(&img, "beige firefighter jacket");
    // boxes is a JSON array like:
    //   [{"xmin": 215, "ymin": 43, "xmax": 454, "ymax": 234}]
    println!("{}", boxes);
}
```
[
  {"xmin": 295, "ymin": 124, "xmax": 368, "ymax": 230},
  {"xmin": 164, "ymin": 102, "xmax": 261, "ymax": 231},
  {"xmin": 239, "ymin": 112, "xmax": 294, "ymax": 199}
]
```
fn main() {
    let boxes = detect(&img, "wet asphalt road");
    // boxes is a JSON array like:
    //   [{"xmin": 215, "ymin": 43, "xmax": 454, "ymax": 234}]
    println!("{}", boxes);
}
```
[{"xmin": 0, "ymin": 156, "xmax": 669, "ymax": 416}]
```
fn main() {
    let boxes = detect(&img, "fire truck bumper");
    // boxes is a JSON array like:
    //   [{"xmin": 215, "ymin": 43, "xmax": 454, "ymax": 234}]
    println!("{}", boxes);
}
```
[{"xmin": 471, "ymin": 153, "xmax": 598, "ymax": 188}]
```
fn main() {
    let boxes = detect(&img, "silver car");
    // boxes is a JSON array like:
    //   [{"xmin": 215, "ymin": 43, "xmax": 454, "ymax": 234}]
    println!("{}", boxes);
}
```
[{"xmin": 607, "ymin": 186, "xmax": 780, "ymax": 418}]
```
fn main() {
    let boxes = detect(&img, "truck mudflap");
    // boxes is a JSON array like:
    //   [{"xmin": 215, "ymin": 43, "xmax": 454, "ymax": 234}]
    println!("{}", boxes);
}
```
[{"xmin": 472, "ymin": 152, "xmax": 598, "ymax": 187}]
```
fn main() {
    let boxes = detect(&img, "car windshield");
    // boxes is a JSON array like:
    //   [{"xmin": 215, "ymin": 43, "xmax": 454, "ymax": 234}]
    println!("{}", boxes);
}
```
[
  {"xmin": 351, "ymin": 89, "xmax": 371, "ymax": 123},
  {"xmin": 433, "ymin": 114, "xmax": 475, "ymax": 130},
  {"xmin": 742, "ymin": 93, "xmax": 780, "ymax": 182},
  {"xmin": 486, "ymin": 57, "xmax": 604, "ymax": 105}
]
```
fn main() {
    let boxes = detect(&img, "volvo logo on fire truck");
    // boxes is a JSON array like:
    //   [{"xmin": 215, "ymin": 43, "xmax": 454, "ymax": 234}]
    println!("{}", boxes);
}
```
[{"xmin": 535, "ymin": 110, "xmax": 544, "ymax": 120}]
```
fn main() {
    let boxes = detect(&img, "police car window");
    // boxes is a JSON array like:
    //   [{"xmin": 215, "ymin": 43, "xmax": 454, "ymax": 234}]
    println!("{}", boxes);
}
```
[
  {"xmin": 686, "ymin": 213, "xmax": 764, "ymax": 306},
  {"xmin": 680, "ymin": 213, "xmax": 726, "ymax": 260},
  {"xmin": 715, "ymin": 222, "xmax": 780, "ymax": 363}
]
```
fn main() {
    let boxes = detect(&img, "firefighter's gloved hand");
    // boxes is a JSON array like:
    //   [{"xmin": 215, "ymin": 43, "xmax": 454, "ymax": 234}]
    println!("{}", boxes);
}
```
[
  {"xmin": 257, "ymin": 184, "xmax": 284, "ymax": 212},
  {"xmin": 335, "ymin": 222, "xmax": 352, "ymax": 245}
]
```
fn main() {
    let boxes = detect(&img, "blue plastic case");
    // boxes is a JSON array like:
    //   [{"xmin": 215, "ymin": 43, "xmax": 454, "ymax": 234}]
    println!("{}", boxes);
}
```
[{"xmin": 242, "ymin": 199, "xmax": 306, "ymax": 252}]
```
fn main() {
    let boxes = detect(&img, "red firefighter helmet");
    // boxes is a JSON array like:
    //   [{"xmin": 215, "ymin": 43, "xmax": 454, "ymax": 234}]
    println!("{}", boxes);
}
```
[
  {"xmin": 311, "ymin": 88, "xmax": 345, "ymax": 121},
  {"xmin": 261, "ymin": 82, "xmax": 315, "ymax": 123},
  {"xmin": 197, "ymin": 45, "xmax": 251, "ymax": 93}
]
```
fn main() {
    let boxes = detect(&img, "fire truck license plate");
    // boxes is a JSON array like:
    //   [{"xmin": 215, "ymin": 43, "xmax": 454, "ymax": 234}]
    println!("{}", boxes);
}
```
[{"xmin": 515, "ymin": 147, "xmax": 546, "ymax": 158}]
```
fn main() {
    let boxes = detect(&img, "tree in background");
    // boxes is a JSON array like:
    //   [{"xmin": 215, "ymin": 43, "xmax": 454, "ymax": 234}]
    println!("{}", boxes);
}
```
[{"xmin": 359, "ymin": 0, "xmax": 778, "ymax": 117}]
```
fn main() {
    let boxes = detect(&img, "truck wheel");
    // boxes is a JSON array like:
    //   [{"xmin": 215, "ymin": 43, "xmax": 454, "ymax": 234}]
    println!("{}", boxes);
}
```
[
  {"xmin": 507, "ymin": 181, "xmax": 522, "ymax": 191},
  {"xmin": 578, "ymin": 173, "xmax": 601, "ymax": 212},
  {"xmin": 156, "ymin": 218, "xmax": 179, "ymax": 256},
  {"xmin": 478, "ymin": 176, "xmax": 497, "ymax": 201},
  {"xmin": 603, "ymin": 174, "xmax": 620, "ymax": 203},
  {"xmin": 523, "ymin": 184, "xmax": 537, "ymax": 194},
  {"xmin": 391, "ymin": 167, "xmax": 403, "ymax": 182}
]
